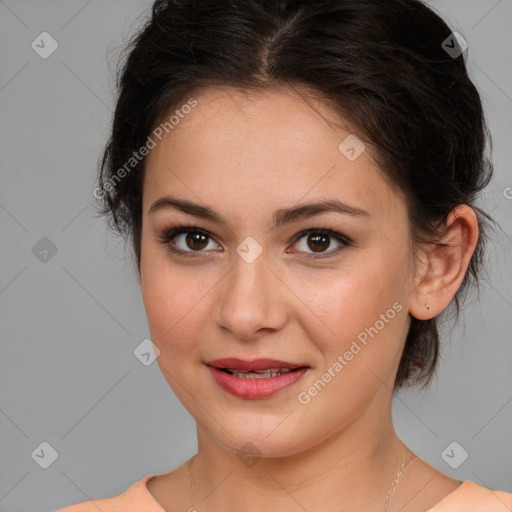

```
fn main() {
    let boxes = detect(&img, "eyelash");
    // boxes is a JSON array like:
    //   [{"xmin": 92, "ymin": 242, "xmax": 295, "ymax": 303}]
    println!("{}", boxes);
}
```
[{"xmin": 156, "ymin": 223, "xmax": 352, "ymax": 260}]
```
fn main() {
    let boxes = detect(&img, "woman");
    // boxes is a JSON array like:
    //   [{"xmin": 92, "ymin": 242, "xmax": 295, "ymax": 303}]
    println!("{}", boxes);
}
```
[{"xmin": 56, "ymin": 0, "xmax": 512, "ymax": 510}]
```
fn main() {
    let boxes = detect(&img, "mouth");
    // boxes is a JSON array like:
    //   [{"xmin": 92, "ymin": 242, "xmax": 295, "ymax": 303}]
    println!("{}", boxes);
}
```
[
  {"xmin": 206, "ymin": 358, "xmax": 310, "ymax": 398},
  {"xmin": 207, "ymin": 357, "xmax": 309, "ymax": 374},
  {"xmin": 215, "ymin": 367, "xmax": 306, "ymax": 378}
]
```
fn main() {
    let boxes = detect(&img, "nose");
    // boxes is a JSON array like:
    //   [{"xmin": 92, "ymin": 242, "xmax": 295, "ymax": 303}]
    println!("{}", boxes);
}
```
[{"xmin": 214, "ymin": 249, "xmax": 288, "ymax": 342}]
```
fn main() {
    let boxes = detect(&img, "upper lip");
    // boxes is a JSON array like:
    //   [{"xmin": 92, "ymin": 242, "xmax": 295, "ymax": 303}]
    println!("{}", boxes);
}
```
[{"xmin": 206, "ymin": 358, "xmax": 309, "ymax": 371}]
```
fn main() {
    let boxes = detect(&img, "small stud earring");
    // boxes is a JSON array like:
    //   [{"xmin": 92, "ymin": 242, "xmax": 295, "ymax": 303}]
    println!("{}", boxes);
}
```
[{"xmin": 425, "ymin": 304, "xmax": 430, "ymax": 310}]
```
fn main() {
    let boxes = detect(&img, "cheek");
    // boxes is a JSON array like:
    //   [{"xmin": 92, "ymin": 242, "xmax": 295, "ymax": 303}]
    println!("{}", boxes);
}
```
[
  {"xmin": 294, "ymin": 273, "xmax": 407, "ymax": 422},
  {"xmin": 294, "ymin": 256, "xmax": 407, "ymax": 339},
  {"xmin": 289, "ymin": 255, "xmax": 410, "ymax": 392},
  {"xmin": 140, "ymin": 251, "xmax": 217, "ymax": 354}
]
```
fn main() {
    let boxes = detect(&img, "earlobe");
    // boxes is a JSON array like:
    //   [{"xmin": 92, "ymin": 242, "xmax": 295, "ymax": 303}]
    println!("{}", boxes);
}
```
[{"xmin": 409, "ymin": 205, "xmax": 479, "ymax": 320}]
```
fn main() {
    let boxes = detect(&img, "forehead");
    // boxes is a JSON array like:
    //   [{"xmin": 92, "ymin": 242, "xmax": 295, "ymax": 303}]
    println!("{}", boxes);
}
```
[
  {"xmin": 147, "ymin": 85, "xmax": 367, "ymax": 165},
  {"xmin": 142, "ymin": 85, "xmax": 401, "ymax": 224}
]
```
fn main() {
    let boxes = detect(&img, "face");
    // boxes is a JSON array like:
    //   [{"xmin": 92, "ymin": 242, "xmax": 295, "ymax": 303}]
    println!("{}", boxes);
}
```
[{"xmin": 140, "ymin": 85, "xmax": 416, "ymax": 458}]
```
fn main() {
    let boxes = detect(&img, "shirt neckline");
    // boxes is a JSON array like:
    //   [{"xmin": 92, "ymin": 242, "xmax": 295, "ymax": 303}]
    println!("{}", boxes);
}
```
[
  {"xmin": 140, "ymin": 475, "xmax": 470, "ymax": 511},
  {"xmin": 140, "ymin": 475, "xmax": 167, "ymax": 511},
  {"xmin": 425, "ymin": 480, "xmax": 466, "ymax": 511}
]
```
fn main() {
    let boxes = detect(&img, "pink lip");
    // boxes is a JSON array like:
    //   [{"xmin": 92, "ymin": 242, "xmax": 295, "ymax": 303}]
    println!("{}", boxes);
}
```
[{"xmin": 206, "ymin": 358, "xmax": 309, "ymax": 399}]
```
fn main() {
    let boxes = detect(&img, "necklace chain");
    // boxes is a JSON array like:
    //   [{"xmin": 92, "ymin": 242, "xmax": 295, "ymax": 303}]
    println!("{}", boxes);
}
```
[
  {"xmin": 384, "ymin": 453, "xmax": 416, "ymax": 510},
  {"xmin": 188, "ymin": 452, "xmax": 416, "ymax": 511}
]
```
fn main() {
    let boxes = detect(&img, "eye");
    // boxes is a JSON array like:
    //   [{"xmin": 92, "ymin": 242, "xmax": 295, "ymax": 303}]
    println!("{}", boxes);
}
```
[
  {"xmin": 290, "ymin": 228, "xmax": 350, "ymax": 258},
  {"xmin": 157, "ymin": 225, "xmax": 220, "ymax": 256},
  {"xmin": 156, "ymin": 224, "xmax": 351, "ymax": 259}
]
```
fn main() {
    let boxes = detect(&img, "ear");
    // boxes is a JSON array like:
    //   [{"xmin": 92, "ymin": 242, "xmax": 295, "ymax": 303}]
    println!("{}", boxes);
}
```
[{"xmin": 409, "ymin": 204, "xmax": 479, "ymax": 320}]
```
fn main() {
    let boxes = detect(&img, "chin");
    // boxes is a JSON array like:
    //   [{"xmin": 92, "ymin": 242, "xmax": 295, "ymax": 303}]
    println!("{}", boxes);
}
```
[{"xmin": 200, "ymin": 412, "xmax": 322, "ymax": 461}]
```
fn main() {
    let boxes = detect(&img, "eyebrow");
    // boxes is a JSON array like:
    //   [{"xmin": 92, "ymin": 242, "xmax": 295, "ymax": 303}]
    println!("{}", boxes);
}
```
[{"xmin": 148, "ymin": 195, "xmax": 370, "ymax": 228}]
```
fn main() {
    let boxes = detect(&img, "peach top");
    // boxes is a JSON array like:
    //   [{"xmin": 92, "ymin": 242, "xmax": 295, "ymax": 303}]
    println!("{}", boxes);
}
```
[{"xmin": 55, "ymin": 475, "xmax": 512, "ymax": 512}]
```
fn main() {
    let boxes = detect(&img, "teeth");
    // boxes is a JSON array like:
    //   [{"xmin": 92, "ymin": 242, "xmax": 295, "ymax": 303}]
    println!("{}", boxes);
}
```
[{"xmin": 225, "ymin": 368, "xmax": 293, "ymax": 378}]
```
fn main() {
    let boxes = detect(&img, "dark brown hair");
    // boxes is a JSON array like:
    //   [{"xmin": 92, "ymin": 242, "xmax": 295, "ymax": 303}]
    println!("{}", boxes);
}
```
[{"xmin": 95, "ymin": 0, "xmax": 496, "ymax": 390}]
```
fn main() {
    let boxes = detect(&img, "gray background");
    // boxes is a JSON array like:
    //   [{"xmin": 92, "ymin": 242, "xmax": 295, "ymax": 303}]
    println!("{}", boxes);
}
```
[{"xmin": 0, "ymin": 1, "xmax": 510, "ymax": 511}]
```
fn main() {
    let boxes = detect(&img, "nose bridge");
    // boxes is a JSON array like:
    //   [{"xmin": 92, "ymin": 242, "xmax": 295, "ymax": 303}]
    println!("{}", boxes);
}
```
[
  {"xmin": 215, "ymin": 240, "xmax": 286, "ymax": 338},
  {"xmin": 226, "ymin": 241, "xmax": 270, "ymax": 307}
]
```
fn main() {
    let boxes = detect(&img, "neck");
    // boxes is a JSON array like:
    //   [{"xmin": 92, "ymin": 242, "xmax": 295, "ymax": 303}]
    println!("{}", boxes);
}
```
[{"xmin": 189, "ymin": 400, "xmax": 413, "ymax": 512}]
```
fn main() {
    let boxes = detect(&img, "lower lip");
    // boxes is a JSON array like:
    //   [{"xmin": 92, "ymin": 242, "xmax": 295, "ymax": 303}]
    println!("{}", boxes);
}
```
[{"xmin": 207, "ymin": 366, "xmax": 308, "ymax": 399}]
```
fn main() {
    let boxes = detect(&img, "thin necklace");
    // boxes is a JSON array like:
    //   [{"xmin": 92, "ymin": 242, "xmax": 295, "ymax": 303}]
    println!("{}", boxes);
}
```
[
  {"xmin": 188, "ymin": 452, "xmax": 416, "ymax": 511},
  {"xmin": 384, "ymin": 453, "xmax": 416, "ymax": 510}
]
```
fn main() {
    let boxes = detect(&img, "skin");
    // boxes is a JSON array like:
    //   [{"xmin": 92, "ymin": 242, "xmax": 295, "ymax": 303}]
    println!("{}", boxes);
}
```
[{"xmin": 139, "ymin": 85, "xmax": 479, "ymax": 512}]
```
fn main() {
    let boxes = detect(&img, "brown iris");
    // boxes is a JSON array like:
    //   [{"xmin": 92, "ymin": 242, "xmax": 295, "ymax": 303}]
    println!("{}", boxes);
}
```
[
  {"xmin": 307, "ymin": 233, "xmax": 330, "ymax": 252},
  {"xmin": 186, "ymin": 231, "xmax": 209, "ymax": 251}
]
